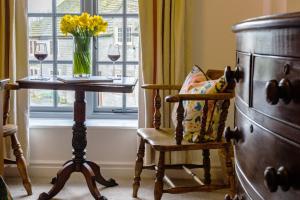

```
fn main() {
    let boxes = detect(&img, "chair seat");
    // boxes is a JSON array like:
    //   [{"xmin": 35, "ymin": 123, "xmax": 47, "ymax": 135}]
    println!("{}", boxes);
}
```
[
  {"xmin": 3, "ymin": 124, "xmax": 17, "ymax": 137},
  {"xmin": 137, "ymin": 128, "xmax": 227, "ymax": 151}
]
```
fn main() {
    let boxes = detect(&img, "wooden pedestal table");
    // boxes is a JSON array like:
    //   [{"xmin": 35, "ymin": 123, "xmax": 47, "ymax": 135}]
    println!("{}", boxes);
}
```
[{"xmin": 16, "ymin": 77, "xmax": 138, "ymax": 200}]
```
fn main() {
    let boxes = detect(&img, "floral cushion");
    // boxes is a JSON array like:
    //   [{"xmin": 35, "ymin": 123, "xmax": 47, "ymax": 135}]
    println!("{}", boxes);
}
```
[
  {"xmin": 172, "ymin": 66, "xmax": 228, "ymax": 143},
  {"xmin": 183, "ymin": 76, "xmax": 228, "ymax": 143},
  {"xmin": 0, "ymin": 176, "xmax": 13, "ymax": 200},
  {"xmin": 179, "ymin": 65, "xmax": 208, "ymax": 94},
  {"xmin": 172, "ymin": 65, "xmax": 208, "ymax": 126}
]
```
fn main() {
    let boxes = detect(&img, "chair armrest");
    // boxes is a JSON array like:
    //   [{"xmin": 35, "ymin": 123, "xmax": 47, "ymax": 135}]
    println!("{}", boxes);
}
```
[
  {"xmin": 165, "ymin": 93, "xmax": 235, "ymax": 102},
  {"xmin": 4, "ymin": 83, "xmax": 19, "ymax": 90},
  {"xmin": 141, "ymin": 84, "xmax": 181, "ymax": 90}
]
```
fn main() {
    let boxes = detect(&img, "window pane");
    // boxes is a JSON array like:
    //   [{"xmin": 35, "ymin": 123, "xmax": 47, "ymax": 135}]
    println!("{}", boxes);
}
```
[
  {"xmin": 57, "ymin": 0, "xmax": 81, "ymax": 13},
  {"xmin": 97, "ymin": 93, "xmax": 123, "ymax": 108},
  {"xmin": 28, "ymin": 17, "xmax": 53, "ymax": 61},
  {"xmin": 98, "ymin": 0, "xmax": 123, "ymax": 14},
  {"xmin": 28, "ymin": 0, "xmax": 52, "ymax": 13},
  {"xmin": 127, "ymin": 0, "xmax": 138, "ymax": 14},
  {"xmin": 98, "ymin": 17, "xmax": 123, "ymax": 62},
  {"xmin": 57, "ymin": 64, "xmax": 73, "ymax": 76},
  {"xmin": 97, "ymin": 64, "xmax": 122, "ymax": 76},
  {"xmin": 96, "ymin": 64, "xmax": 122, "ymax": 108},
  {"xmin": 29, "ymin": 63, "xmax": 54, "ymax": 77},
  {"xmin": 58, "ymin": 91, "xmax": 74, "ymax": 107},
  {"xmin": 57, "ymin": 39, "xmax": 73, "ymax": 60},
  {"xmin": 126, "ymin": 18, "xmax": 139, "ymax": 62},
  {"xmin": 29, "ymin": 17, "xmax": 52, "ymax": 37},
  {"xmin": 30, "ymin": 90, "xmax": 54, "ymax": 107},
  {"xmin": 126, "ymin": 65, "xmax": 138, "ymax": 108}
]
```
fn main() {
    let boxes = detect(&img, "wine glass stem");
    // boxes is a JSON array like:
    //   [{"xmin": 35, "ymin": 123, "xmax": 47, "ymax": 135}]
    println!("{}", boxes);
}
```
[
  {"xmin": 40, "ymin": 61, "xmax": 43, "ymax": 78},
  {"xmin": 113, "ymin": 62, "xmax": 115, "ymax": 77}
]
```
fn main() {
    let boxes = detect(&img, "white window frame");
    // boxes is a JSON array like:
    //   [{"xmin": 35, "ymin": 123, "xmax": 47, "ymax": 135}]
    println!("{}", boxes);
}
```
[{"xmin": 28, "ymin": 0, "xmax": 139, "ymax": 119}]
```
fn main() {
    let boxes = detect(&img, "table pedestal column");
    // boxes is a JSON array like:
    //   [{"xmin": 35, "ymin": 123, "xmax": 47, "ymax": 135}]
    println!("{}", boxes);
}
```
[{"xmin": 39, "ymin": 90, "xmax": 117, "ymax": 200}]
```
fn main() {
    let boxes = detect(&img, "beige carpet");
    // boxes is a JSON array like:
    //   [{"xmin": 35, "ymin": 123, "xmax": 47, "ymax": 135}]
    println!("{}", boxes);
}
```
[{"xmin": 6, "ymin": 177, "xmax": 228, "ymax": 200}]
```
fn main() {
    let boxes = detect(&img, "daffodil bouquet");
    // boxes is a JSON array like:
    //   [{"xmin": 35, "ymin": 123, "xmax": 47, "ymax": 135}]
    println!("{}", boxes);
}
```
[{"xmin": 60, "ymin": 13, "xmax": 108, "ymax": 77}]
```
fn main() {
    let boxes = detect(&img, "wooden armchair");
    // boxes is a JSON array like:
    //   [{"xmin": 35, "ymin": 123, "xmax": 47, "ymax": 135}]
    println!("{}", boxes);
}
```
[
  {"xmin": 1, "ymin": 82, "xmax": 32, "ymax": 195},
  {"xmin": 132, "ymin": 67, "xmax": 236, "ymax": 200}
]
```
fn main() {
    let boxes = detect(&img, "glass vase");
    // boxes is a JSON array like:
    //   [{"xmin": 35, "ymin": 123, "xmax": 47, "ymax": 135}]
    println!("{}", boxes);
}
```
[{"xmin": 73, "ymin": 36, "xmax": 92, "ymax": 77}]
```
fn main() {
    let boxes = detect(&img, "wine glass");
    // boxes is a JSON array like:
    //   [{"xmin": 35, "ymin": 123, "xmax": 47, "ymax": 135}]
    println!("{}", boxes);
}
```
[
  {"xmin": 33, "ymin": 42, "xmax": 49, "ymax": 80},
  {"xmin": 107, "ymin": 44, "xmax": 121, "ymax": 78}
]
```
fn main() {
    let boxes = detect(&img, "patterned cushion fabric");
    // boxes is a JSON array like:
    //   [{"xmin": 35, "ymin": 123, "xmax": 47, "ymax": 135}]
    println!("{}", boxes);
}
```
[
  {"xmin": 183, "ymin": 76, "xmax": 228, "ymax": 143},
  {"xmin": 179, "ymin": 65, "xmax": 208, "ymax": 94},
  {"xmin": 0, "ymin": 176, "xmax": 13, "ymax": 200},
  {"xmin": 172, "ymin": 65, "xmax": 208, "ymax": 127}
]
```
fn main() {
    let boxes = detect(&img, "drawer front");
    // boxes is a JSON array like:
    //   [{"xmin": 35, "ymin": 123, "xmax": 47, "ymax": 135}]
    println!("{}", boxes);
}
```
[
  {"xmin": 236, "ymin": 163, "xmax": 261, "ymax": 200},
  {"xmin": 236, "ymin": 52, "xmax": 251, "ymax": 105},
  {"xmin": 234, "ymin": 107, "xmax": 300, "ymax": 200},
  {"xmin": 252, "ymin": 55, "xmax": 300, "ymax": 127}
]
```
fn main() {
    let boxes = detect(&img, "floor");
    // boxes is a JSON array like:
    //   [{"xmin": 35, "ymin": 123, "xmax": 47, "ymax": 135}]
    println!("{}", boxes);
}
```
[{"xmin": 6, "ymin": 177, "xmax": 229, "ymax": 200}]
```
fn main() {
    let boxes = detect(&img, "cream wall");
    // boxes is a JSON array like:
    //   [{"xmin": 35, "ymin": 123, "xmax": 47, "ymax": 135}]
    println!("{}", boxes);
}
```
[
  {"xmin": 286, "ymin": 0, "xmax": 300, "ymax": 12},
  {"xmin": 186, "ymin": 0, "xmax": 264, "ymax": 71},
  {"xmin": 186, "ymin": 0, "xmax": 300, "ymax": 71},
  {"xmin": 185, "ymin": 0, "xmax": 264, "ymax": 127}
]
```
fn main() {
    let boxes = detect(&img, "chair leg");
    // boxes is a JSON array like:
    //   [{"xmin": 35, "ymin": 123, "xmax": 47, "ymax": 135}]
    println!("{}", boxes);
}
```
[
  {"xmin": 225, "ymin": 144, "xmax": 235, "ymax": 195},
  {"xmin": 154, "ymin": 151, "xmax": 165, "ymax": 200},
  {"xmin": 10, "ymin": 134, "xmax": 32, "ymax": 195},
  {"xmin": 202, "ymin": 149, "xmax": 211, "ymax": 184},
  {"xmin": 132, "ymin": 138, "xmax": 145, "ymax": 198}
]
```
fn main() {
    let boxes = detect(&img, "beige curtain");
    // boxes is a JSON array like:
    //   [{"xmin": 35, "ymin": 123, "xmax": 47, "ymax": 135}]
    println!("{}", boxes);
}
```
[
  {"xmin": 139, "ymin": 0, "xmax": 199, "ymax": 165},
  {"xmin": 0, "ymin": 0, "xmax": 29, "ymax": 166}
]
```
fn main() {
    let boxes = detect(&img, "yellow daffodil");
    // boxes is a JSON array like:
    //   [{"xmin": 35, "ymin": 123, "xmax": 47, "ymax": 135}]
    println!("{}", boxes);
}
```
[{"xmin": 60, "ymin": 12, "xmax": 108, "ymax": 36}]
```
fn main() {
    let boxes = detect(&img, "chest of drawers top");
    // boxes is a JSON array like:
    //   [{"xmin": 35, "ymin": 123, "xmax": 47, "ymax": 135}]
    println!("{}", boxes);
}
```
[{"xmin": 232, "ymin": 12, "xmax": 300, "ymax": 57}]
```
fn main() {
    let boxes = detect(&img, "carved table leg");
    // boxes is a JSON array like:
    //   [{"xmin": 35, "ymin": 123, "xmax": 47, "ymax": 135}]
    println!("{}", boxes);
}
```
[
  {"xmin": 82, "ymin": 163, "xmax": 107, "ymax": 200},
  {"xmin": 39, "ymin": 162, "xmax": 75, "ymax": 200},
  {"xmin": 86, "ymin": 161, "xmax": 118, "ymax": 187},
  {"xmin": 39, "ymin": 90, "xmax": 117, "ymax": 199}
]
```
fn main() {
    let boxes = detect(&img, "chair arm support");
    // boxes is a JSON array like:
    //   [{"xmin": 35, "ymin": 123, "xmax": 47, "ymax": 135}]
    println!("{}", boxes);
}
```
[
  {"xmin": 4, "ymin": 83, "xmax": 19, "ymax": 90},
  {"xmin": 141, "ymin": 84, "xmax": 181, "ymax": 91},
  {"xmin": 165, "ymin": 93, "xmax": 235, "ymax": 102},
  {"xmin": 0, "ymin": 79, "xmax": 10, "ymax": 89}
]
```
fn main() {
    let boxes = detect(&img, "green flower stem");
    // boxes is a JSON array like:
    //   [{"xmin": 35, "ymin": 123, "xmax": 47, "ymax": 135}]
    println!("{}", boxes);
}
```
[{"xmin": 73, "ymin": 36, "xmax": 91, "ymax": 76}]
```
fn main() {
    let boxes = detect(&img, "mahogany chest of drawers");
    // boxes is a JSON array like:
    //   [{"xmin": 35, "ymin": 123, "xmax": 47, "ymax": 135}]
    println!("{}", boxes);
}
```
[{"xmin": 227, "ymin": 12, "xmax": 300, "ymax": 200}]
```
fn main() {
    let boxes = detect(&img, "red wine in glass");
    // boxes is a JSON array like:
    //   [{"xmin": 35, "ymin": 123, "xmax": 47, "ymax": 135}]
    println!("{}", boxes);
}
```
[
  {"xmin": 34, "ymin": 53, "xmax": 48, "ymax": 61},
  {"xmin": 108, "ymin": 54, "xmax": 120, "ymax": 62},
  {"xmin": 108, "ymin": 44, "xmax": 121, "ymax": 77},
  {"xmin": 32, "ymin": 42, "xmax": 49, "ymax": 80}
]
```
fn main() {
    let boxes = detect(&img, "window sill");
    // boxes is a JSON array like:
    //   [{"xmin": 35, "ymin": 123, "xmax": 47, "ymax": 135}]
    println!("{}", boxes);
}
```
[{"xmin": 29, "ymin": 118, "xmax": 138, "ymax": 129}]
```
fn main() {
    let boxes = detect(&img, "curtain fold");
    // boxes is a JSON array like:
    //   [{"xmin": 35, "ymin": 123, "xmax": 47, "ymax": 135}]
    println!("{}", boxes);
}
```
[
  {"xmin": 0, "ymin": 0, "xmax": 29, "ymax": 163},
  {"xmin": 138, "ymin": 0, "xmax": 199, "ymax": 165}
]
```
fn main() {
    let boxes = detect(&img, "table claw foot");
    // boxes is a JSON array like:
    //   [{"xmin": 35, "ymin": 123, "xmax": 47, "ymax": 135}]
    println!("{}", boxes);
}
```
[
  {"xmin": 82, "ymin": 163, "xmax": 104, "ymax": 199},
  {"xmin": 102, "ymin": 178, "xmax": 118, "ymax": 187},
  {"xmin": 39, "ymin": 162, "xmax": 75, "ymax": 199},
  {"xmin": 87, "ymin": 161, "xmax": 118, "ymax": 187},
  {"xmin": 38, "ymin": 192, "xmax": 50, "ymax": 200}
]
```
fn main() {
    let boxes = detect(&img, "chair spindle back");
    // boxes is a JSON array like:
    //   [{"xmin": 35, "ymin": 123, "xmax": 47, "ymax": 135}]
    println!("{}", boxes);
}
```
[{"xmin": 153, "ymin": 89, "xmax": 161, "ymax": 129}]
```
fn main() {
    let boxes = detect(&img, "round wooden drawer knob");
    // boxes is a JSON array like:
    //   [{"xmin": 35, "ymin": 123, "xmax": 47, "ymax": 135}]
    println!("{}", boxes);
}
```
[
  {"xmin": 224, "ymin": 126, "xmax": 240, "ymax": 143},
  {"xmin": 264, "ymin": 166, "xmax": 290, "ymax": 192},
  {"xmin": 265, "ymin": 79, "xmax": 292, "ymax": 105},
  {"xmin": 225, "ymin": 66, "xmax": 240, "ymax": 83}
]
